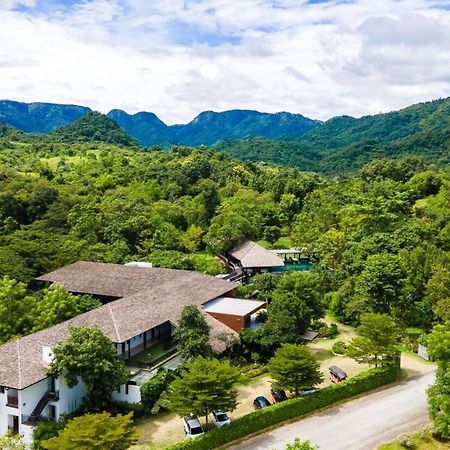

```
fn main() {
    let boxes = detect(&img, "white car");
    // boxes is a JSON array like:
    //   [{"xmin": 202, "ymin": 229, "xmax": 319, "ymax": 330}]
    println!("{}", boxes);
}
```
[
  {"xmin": 183, "ymin": 415, "xmax": 204, "ymax": 438},
  {"xmin": 212, "ymin": 410, "xmax": 231, "ymax": 427}
]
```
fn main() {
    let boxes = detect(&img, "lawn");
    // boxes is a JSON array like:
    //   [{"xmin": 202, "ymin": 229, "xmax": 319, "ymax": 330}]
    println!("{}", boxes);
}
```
[
  {"xmin": 125, "ymin": 342, "xmax": 173, "ymax": 367},
  {"xmin": 379, "ymin": 429, "xmax": 449, "ymax": 449}
]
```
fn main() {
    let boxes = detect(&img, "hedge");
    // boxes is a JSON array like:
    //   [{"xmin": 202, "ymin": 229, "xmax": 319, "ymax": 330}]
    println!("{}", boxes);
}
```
[{"xmin": 165, "ymin": 366, "xmax": 399, "ymax": 450}]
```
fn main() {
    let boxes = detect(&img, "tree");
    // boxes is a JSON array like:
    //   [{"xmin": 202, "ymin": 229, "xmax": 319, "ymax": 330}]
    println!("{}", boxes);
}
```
[
  {"xmin": 426, "ymin": 322, "xmax": 450, "ymax": 438},
  {"xmin": 47, "ymin": 327, "xmax": 129, "ymax": 411},
  {"xmin": 285, "ymin": 438, "xmax": 318, "ymax": 450},
  {"xmin": 266, "ymin": 272, "xmax": 324, "ymax": 343},
  {"xmin": 346, "ymin": 313, "xmax": 399, "ymax": 367},
  {"xmin": 32, "ymin": 285, "xmax": 100, "ymax": 332},
  {"xmin": 0, "ymin": 275, "xmax": 35, "ymax": 343},
  {"xmin": 0, "ymin": 432, "xmax": 25, "ymax": 450},
  {"xmin": 167, "ymin": 357, "xmax": 240, "ymax": 425},
  {"xmin": 268, "ymin": 344, "xmax": 323, "ymax": 395},
  {"xmin": 355, "ymin": 254, "xmax": 406, "ymax": 319},
  {"xmin": 174, "ymin": 305, "xmax": 212, "ymax": 361},
  {"xmin": 42, "ymin": 412, "xmax": 139, "ymax": 450},
  {"xmin": 204, "ymin": 211, "xmax": 255, "ymax": 254}
]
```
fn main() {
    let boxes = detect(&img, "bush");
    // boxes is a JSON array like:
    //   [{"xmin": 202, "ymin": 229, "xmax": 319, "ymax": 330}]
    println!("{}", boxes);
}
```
[
  {"xmin": 140, "ymin": 368, "xmax": 176, "ymax": 415},
  {"xmin": 399, "ymin": 434, "xmax": 416, "ymax": 449},
  {"xmin": 165, "ymin": 367, "xmax": 399, "ymax": 450},
  {"xmin": 240, "ymin": 364, "xmax": 268, "ymax": 378},
  {"xmin": 310, "ymin": 320, "xmax": 338, "ymax": 339},
  {"xmin": 107, "ymin": 400, "xmax": 144, "ymax": 419},
  {"xmin": 331, "ymin": 341, "xmax": 346, "ymax": 355},
  {"xmin": 32, "ymin": 417, "xmax": 68, "ymax": 450}
]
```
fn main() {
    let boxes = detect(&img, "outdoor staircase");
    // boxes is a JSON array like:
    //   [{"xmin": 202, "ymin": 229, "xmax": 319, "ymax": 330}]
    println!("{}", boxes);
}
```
[{"xmin": 25, "ymin": 390, "xmax": 58, "ymax": 425}]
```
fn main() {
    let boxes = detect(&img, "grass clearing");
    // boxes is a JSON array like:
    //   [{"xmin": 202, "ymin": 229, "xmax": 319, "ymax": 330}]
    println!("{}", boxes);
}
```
[{"xmin": 379, "ymin": 429, "xmax": 449, "ymax": 449}]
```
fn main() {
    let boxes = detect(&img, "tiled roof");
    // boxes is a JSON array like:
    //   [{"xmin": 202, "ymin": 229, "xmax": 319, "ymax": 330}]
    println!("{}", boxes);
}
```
[
  {"xmin": 0, "ymin": 262, "xmax": 237, "ymax": 389},
  {"xmin": 229, "ymin": 240, "xmax": 285, "ymax": 268}
]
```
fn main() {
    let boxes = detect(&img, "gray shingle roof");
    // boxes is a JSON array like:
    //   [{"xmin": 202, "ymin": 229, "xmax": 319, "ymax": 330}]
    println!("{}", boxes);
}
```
[
  {"xmin": 0, "ymin": 262, "xmax": 237, "ymax": 390},
  {"xmin": 229, "ymin": 240, "xmax": 285, "ymax": 268}
]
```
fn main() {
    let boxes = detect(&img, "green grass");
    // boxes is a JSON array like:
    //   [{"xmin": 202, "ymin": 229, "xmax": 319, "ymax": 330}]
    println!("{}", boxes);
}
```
[
  {"xmin": 378, "ymin": 429, "xmax": 449, "ymax": 449},
  {"xmin": 125, "ymin": 342, "xmax": 172, "ymax": 366}
]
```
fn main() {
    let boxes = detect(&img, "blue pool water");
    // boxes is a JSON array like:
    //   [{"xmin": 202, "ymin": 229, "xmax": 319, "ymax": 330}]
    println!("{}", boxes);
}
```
[{"xmin": 271, "ymin": 262, "xmax": 313, "ymax": 272}]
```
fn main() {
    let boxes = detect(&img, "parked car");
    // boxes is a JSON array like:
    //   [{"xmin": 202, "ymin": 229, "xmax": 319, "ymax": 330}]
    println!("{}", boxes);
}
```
[
  {"xmin": 253, "ymin": 396, "xmax": 271, "ymax": 409},
  {"xmin": 270, "ymin": 389, "xmax": 287, "ymax": 403},
  {"xmin": 299, "ymin": 389, "xmax": 319, "ymax": 396},
  {"xmin": 329, "ymin": 365, "xmax": 348, "ymax": 383},
  {"xmin": 212, "ymin": 410, "xmax": 231, "ymax": 427},
  {"xmin": 183, "ymin": 415, "xmax": 204, "ymax": 438}
]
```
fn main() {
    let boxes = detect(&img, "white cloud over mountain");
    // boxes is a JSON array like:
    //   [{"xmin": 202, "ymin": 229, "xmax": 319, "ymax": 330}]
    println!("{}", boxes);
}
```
[{"xmin": 0, "ymin": 0, "xmax": 449, "ymax": 123}]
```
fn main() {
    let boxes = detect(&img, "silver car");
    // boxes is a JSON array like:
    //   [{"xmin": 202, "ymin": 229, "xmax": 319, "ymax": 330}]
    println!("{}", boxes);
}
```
[
  {"xmin": 183, "ymin": 415, "xmax": 204, "ymax": 438},
  {"xmin": 212, "ymin": 410, "xmax": 231, "ymax": 427}
]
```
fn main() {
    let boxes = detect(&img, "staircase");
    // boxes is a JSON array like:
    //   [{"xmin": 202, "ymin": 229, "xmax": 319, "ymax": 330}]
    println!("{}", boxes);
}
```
[{"xmin": 25, "ymin": 390, "xmax": 58, "ymax": 425}]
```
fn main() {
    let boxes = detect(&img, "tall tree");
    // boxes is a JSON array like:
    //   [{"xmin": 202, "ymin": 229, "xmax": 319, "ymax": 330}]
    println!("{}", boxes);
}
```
[
  {"xmin": 268, "ymin": 344, "xmax": 323, "ymax": 395},
  {"xmin": 266, "ymin": 272, "xmax": 324, "ymax": 343},
  {"xmin": 0, "ymin": 275, "xmax": 34, "ymax": 343},
  {"xmin": 42, "ymin": 412, "xmax": 139, "ymax": 450},
  {"xmin": 174, "ymin": 305, "xmax": 212, "ymax": 361},
  {"xmin": 47, "ymin": 327, "xmax": 129, "ymax": 411},
  {"xmin": 168, "ymin": 357, "xmax": 240, "ymax": 425},
  {"xmin": 32, "ymin": 284, "xmax": 100, "ymax": 332},
  {"xmin": 346, "ymin": 313, "xmax": 399, "ymax": 368}
]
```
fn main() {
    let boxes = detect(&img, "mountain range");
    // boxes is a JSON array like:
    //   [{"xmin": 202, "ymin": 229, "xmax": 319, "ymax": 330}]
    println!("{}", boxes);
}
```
[
  {"xmin": 0, "ymin": 100, "xmax": 320, "ymax": 146},
  {"xmin": 0, "ymin": 97, "xmax": 449, "ymax": 173}
]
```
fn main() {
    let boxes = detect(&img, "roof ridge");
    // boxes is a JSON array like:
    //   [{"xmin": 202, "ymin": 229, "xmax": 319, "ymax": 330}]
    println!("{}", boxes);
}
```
[
  {"xmin": 108, "ymin": 303, "xmax": 121, "ymax": 342},
  {"xmin": 17, "ymin": 340, "xmax": 22, "ymax": 389}
]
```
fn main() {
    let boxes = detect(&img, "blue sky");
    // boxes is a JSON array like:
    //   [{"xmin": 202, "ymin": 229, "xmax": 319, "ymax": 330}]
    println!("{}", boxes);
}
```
[{"xmin": 0, "ymin": 0, "xmax": 449, "ymax": 123}]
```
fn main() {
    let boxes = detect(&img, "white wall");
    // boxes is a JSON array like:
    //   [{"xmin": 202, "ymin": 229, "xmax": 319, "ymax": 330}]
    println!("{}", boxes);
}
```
[{"xmin": 112, "ymin": 384, "xmax": 141, "ymax": 404}]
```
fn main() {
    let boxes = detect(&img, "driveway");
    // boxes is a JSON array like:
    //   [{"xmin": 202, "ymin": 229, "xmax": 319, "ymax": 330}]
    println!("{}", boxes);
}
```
[{"xmin": 231, "ymin": 370, "xmax": 435, "ymax": 450}]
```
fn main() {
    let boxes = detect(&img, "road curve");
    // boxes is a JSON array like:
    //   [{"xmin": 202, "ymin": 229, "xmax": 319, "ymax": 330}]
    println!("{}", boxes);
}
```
[{"xmin": 231, "ymin": 370, "xmax": 435, "ymax": 450}]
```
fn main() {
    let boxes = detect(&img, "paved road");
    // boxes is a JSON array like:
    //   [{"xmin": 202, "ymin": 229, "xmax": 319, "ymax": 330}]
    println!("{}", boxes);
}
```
[{"xmin": 232, "ymin": 370, "xmax": 435, "ymax": 450}]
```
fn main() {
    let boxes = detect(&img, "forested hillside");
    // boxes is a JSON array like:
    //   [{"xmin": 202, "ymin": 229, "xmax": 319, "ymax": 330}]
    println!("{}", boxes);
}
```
[
  {"xmin": 0, "ymin": 100, "xmax": 90, "ymax": 133},
  {"xmin": 217, "ymin": 97, "xmax": 450, "ymax": 173},
  {"xmin": 0, "ymin": 100, "xmax": 319, "ymax": 146},
  {"xmin": 0, "ymin": 128, "xmax": 449, "ymax": 343}
]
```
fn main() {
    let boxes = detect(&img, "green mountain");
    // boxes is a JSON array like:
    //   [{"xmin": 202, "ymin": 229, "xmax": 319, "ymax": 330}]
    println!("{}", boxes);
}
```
[
  {"xmin": 0, "ymin": 100, "xmax": 90, "ymax": 133},
  {"xmin": 216, "ymin": 98, "xmax": 450, "ymax": 173},
  {"xmin": 0, "ymin": 100, "xmax": 320, "ymax": 146},
  {"xmin": 108, "ymin": 109, "xmax": 320, "ymax": 146},
  {"xmin": 50, "ymin": 111, "xmax": 138, "ymax": 147},
  {"xmin": 107, "ymin": 109, "xmax": 172, "ymax": 146}
]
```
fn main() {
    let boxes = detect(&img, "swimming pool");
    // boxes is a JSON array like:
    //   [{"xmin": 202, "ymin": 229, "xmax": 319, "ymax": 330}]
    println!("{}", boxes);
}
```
[{"xmin": 271, "ymin": 261, "xmax": 313, "ymax": 272}]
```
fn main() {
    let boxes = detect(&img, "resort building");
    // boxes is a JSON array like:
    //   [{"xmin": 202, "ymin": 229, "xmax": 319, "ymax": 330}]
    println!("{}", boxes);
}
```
[
  {"xmin": 224, "ymin": 240, "xmax": 313, "ymax": 278},
  {"xmin": 0, "ymin": 261, "xmax": 264, "ymax": 446}
]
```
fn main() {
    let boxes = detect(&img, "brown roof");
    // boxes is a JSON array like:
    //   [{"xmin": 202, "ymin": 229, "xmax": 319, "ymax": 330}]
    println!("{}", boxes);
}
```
[
  {"xmin": 229, "ymin": 240, "xmax": 285, "ymax": 268},
  {"xmin": 0, "ymin": 262, "xmax": 237, "ymax": 390}
]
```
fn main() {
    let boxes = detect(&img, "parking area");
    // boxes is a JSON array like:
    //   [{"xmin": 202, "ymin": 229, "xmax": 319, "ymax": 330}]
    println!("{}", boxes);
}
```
[{"xmin": 129, "ymin": 319, "xmax": 433, "ymax": 449}]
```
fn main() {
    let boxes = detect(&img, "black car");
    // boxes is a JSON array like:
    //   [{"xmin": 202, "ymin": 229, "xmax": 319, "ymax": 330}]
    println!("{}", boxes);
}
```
[
  {"xmin": 270, "ymin": 389, "xmax": 287, "ymax": 403},
  {"xmin": 253, "ymin": 396, "xmax": 271, "ymax": 409}
]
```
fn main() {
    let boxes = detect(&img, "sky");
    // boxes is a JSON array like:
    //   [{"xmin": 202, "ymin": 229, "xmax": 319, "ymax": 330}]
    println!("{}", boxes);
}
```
[{"xmin": 0, "ymin": 0, "xmax": 449, "ymax": 124}]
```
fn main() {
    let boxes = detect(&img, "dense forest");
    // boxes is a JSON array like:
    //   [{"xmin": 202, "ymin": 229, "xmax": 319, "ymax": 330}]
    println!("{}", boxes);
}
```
[
  {"xmin": 0, "ymin": 119, "xmax": 449, "ymax": 343},
  {"xmin": 217, "ymin": 97, "xmax": 450, "ymax": 173}
]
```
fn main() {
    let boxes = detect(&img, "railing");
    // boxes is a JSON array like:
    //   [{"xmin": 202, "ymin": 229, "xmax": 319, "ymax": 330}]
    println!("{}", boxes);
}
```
[{"xmin": 6, "ymin": 396, "xmax": 19, "ymax": 408}]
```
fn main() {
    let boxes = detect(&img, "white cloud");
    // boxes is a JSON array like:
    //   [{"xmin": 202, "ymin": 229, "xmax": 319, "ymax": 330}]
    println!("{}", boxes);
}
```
[{"xmin": 0, "ymin": 0, "xmax": 449, "ymax": 123}]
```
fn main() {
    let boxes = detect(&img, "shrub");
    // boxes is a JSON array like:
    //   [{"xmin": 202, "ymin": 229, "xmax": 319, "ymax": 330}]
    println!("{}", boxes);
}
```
[
  {"xmin": 32, "ymin": 417, "xmax": 68, "ymax": 450},
  {"xmin": 165, "ymin": 367, "xmax": 399, "ymax": 450},
  {"xmin": 140, "ymin": 368, "xmax": 176, "ymax": 415},
  {"xmin": 310, "ymin": 320, "xmax": 338, "ymax": 339},
  {"xmin": 399, "ymin": 434, "xmax": 416, "ymax": 449},
  {"xmin": 332, "ymin": 341, "xmax": 346, "ymax": 355}
]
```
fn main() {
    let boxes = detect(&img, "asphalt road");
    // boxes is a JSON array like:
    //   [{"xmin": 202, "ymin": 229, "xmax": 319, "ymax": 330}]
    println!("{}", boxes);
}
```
[{"xmin": 231, "ymin": 370, "xmax": 435, "ymax": 450}]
